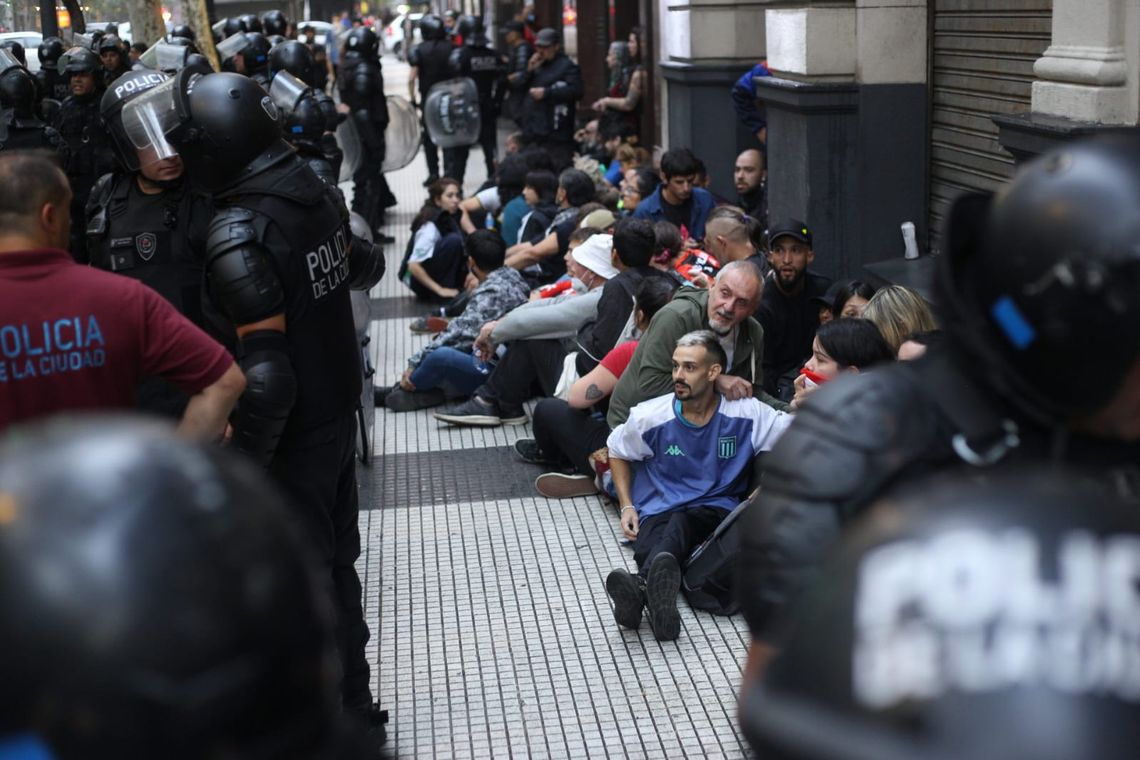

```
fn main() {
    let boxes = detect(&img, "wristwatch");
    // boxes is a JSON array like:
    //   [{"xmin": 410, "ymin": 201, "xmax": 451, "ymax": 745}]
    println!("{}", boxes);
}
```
[{"xmin": 620, "ymin": 505, "xmax": 636, "ymax": 514}]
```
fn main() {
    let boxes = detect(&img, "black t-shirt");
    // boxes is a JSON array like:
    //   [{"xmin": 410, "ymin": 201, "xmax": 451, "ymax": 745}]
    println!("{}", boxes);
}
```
[
  {"xmin": 661, "ymin": 194, "xmax": 692, "ymax": 232},
  {"xmin": 755, "ymin": 270, "xmax": 833, "ymax": 397}
]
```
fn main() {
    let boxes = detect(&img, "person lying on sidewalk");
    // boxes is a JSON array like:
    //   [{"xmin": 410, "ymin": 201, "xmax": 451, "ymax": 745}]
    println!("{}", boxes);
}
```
[{"xmin": 603, "ymin": 330, "xmax": 793, "ymax": 641}]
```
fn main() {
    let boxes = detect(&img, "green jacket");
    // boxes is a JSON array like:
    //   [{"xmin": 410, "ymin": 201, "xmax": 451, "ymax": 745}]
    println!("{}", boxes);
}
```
[{"xmin": 607, "ymin": 287, "xmax": 790, "ymax": 427}]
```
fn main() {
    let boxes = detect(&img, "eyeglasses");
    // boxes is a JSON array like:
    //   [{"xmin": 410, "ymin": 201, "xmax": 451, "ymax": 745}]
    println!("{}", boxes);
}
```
[{"xmin": 620, "ymin": 186, "xmax": 641, "ymax": 197}]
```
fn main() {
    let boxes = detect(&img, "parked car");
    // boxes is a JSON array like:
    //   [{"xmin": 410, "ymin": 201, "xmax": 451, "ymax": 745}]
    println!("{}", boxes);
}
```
[
  {"xmin": 0, "ymin": 31, "xmax": 41, "ymax": 73},
  {"xmin": 382, "ymin": 13, "xmax": 422, "ymax": 60},
  {"xmin": 299, "ymin": 19, "xmax": 334, "ymax": 48}
]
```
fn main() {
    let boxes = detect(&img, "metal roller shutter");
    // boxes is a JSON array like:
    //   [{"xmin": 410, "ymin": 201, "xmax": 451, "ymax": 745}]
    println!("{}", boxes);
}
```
[{"xmin": 928, "ymin": 0, "xmax": 1052, "ymax": 246}]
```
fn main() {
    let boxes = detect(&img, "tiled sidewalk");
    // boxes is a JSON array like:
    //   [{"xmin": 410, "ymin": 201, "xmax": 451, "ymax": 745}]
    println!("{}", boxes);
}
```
[{"xmin": 355, "ymin": 56, "xmax": 751, "ymax": 758}]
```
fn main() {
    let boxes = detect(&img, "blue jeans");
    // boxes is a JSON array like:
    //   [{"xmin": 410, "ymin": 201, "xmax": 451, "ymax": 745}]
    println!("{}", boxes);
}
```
[{"xmin": 410, "ymin": 347, "xmax": 488, "ymax": 398}]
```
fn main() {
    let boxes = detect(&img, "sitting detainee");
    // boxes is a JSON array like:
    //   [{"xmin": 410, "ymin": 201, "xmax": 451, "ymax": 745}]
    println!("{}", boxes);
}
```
[
  {"xmin": 604, "ymin": 330, "xmax": 793, "ymax": 641},
  {"xmin": 379, "ymin": 231, "xmax": 531, "ymax": 412}
]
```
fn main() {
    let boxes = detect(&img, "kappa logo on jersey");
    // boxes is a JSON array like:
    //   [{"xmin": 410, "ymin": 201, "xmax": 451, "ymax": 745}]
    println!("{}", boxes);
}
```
[
  {"xmin": 135, "ymin": 233, "xmax": 157, "ymax": 261},
  {"xmin": 665, "ymin": 444, "xmax": 685, "ymax": 457},
  {"xmin": 718, "ymin": 436, "xmax": 737, "ymax": 459}
]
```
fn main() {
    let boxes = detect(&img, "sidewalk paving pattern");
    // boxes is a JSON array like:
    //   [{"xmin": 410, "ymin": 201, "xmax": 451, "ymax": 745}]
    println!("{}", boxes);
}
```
[{"xmin": 355, "ymin": 55, "xmax": 751, "ymax": 758}]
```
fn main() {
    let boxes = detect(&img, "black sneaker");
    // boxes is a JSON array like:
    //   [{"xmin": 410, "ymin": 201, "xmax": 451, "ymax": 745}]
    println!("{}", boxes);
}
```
[
  {"xmin": 384, "ymin": 387, "xmax": 446, "ymax": 412},
  {"xmin": 645, "ymin": 552, "xmax": 682, "ymax": 641},
  {"xmin": 514, "ymin": 438, "xmax": 558, "ymax": 465},
  {"xmin": 422, "ymin": 174, "xmax": 440, "ymax": 188},
  {"xmin": 606, "ymin": 568, "xmax": 646, "ymax": 629},
  {"xmin": 373, "ymin": 384, "xmax": 397, "ymax": 407},
  {"xmin": 433, "ymin": 396, "xmax": 502, "ymax": 426},
  {"xmin": 498, "ymin": 401, "xmax": 528, "ymax": 426}
]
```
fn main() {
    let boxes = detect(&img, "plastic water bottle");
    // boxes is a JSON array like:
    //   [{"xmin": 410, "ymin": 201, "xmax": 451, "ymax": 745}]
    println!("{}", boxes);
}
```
[
  {"xmin": 472, "ymin": 349, "xmax": 492, "ymax": 374},
  {"xmin": 484, "ymin": 213, "xmax": 495, "ymax": 231},
  {"xmin": 901, "ymin": 221, "xmax": 920, "ymax": 260}
]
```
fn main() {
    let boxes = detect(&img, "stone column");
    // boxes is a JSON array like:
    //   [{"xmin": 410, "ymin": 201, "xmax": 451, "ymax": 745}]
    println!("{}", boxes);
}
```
[
  {"xmin": 997, "ymin": 0, "xmax": 1139, "ymax": 164},
  {"xmin": 760, "ymin": 0, "xmax": 929, "ymax": 279},
  {"xmin": 658, "ymin": 0, "xmax": 768, "ymax": 199},
  {"xmin": 1032, "ymin": 0, "xmax": 1132, "ymax": 124}
]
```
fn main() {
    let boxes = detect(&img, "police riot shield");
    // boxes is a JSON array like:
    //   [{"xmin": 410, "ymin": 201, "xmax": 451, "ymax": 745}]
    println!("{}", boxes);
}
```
[
  {"xmin": 336, "ymin": 116, "xmax": 362, "ymax": 183},
  {"xmin": 138, "ymin": 42, "xmax": 191, "ymax": 73},
  {"xmin": 423, "ymin": 77, "xmax": 480, "ymax": 149},
  {"xmin": 0, "ymin": 49, "xmax": 22, "ymax": 79},
  {"xmin": 382, "ymin": 95, "xmax": 420, "ymax": 172}
]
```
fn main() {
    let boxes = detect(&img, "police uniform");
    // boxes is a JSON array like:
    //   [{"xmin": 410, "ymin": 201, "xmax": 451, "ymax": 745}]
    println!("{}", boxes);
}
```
[
  {"xmin": 54, "ymin": 91, "xmax": 114, "ymax": 263},
  {"xmin": 445, "ymin": 38, "xmax": 504, "ymax": 185},
  {"xmin": 409, "ymin": 36, "xmax": 453, "ymax": 181},
  {"xmin": 338, "ymin": 39, "xmax": 396, "ymax": 235},
  {"xmin": 85, "ymin": 173, "xmax": 224, "ymax": 416}
]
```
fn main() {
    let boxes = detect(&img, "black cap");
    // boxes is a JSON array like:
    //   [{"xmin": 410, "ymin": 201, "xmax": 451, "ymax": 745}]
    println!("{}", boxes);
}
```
[
  {"xmin": 809, "ymin": 279, "xmax": 844, "ymax": 309},
  {"xmin": 502, "ymin": 20, "xmax": 525, "ymax": 35},
  {"xmin": 767, "ymin": 218, "xmax": 812, "ymax": 248},
  {"xmin": 535, "ymin": 28, "xmax": 560, "ymax": 47}
]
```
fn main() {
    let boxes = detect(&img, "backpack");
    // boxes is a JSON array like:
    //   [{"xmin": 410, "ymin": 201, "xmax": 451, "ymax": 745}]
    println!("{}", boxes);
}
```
[{"xmin": 681, "ymin": 497, "xmax": 749, "ymax": 615}]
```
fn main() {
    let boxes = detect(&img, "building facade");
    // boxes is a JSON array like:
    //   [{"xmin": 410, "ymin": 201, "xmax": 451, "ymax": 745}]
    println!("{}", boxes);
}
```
[{"xmin": 656, "ymin": 0, "xmax": 1140, "ymax": 281}]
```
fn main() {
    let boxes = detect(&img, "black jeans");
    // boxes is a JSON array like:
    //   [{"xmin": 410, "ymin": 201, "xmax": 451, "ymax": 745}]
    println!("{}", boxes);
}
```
[
  {"xmin": 633, "ymin": 506, "xmax": 726, "ymax": 576},
  {"xmin": 269, "ymin": 413, "xmax": 372, "ymax": 713},
  {"xmin": 420, "ymin": 110, "xmax": 440, "ymax": 178},
  {"xmin": 480, "ymin": 338, "xmax": 567, "ymax": 406},
  {"xmin": 532, "ymin": 397, "xmax": 610, "ymax": 476}
]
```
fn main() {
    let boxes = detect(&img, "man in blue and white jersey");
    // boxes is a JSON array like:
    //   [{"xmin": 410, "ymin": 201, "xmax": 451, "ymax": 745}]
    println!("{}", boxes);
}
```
[{"xmin": 604, "ymin": 329, "xmax": 793, "ymax": 640}]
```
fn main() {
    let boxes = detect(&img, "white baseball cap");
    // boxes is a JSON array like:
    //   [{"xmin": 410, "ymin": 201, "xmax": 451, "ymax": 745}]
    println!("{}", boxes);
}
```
[{"xmin": 570, "ymin": 233, "xmax": 618, "ymax": 280}]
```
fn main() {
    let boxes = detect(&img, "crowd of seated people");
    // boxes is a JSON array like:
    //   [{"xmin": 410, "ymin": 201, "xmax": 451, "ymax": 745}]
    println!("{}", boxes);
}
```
[{"xmin": 384, "ymin": 128, "xmax": 943, "ymax": 643}]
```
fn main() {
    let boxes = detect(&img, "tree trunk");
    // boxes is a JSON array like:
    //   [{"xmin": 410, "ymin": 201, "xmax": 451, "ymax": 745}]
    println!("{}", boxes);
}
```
[
  {"xmin": 180, "ymin": 0, "xmax": 219, "ymax": 70},
  {"xmin": 127, "ymin": 0, "xmax": 166, "ymax": 49}
]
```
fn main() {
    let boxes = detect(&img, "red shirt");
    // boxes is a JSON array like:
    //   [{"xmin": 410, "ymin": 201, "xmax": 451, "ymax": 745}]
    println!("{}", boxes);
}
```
[
  {"xmin": 600, "ymin": 340, "xmax": 638, "ymax": 378},
  {"xmin": 0, "ymin": 248, "xmax": 233, "ymax": 431}
]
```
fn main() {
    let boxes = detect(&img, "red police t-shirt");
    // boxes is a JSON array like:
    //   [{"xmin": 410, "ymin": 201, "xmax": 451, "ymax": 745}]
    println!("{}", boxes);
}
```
[{"xmin": 0, "ymin": 248, "xmax": 233, "ymax": 431}]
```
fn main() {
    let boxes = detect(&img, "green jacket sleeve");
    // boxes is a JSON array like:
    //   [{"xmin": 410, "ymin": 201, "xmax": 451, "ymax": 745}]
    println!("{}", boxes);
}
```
[{"xmin": 606, "ymin": 304, "xmax": 689, "ymax": 427}]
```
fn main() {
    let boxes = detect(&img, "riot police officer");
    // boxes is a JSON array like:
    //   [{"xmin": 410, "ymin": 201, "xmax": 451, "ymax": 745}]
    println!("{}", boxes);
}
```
[
  {"xmin": 0, "ymin": 416, "xmax": 372, "ymax": 759},
  {"xmin": 121, "ymin": 68, "xmax": 387, "ymax": 750},
  {"xmin": 53, "ymin": 46, "xmax": 114, "ymax": 263},
  {"xmin": 339, "ymin": 26, "xmax": 397, "ymax": 237},
  {"xmin": 0, "ymin": 50, "xmax": 67, "ymax": 156},
  {"xmin": 408, "ymin": 14, "xmax": 452, "ymax": 185},
  {"xmin": 239, "ymin": 13, "xmax": 263, "ymax": 34},
  {"xmin": 218, "ymin": 31, "xmax": 272, "ymax": 89},
  {"xmin": 444, "ymin": 15, "xmax": 504, "ymax": 186},
  {"xmin": 739, "ymin": 135, "xmax": 1140, "ymax": 687},
  {"xmin": 744, "ymin": 466, "xmax": 1140, "ymax": 759},
  {"xmin": 169, "ymin": 23, "xmax": 196, "ymax": 43},
  {"xmin": 262, "ymin": 9, "xmax": 288, "ymax": 38},
  {"xmin": 270, "ymin": 40, "xmax": 343, "ymax": 179},
  {"xmin": 35, "ymin": 37, "xmax": 69, "ymax": 104},
  {"xmin": 98, "ymin": 35, "xmax": 130, "ymax": 86},
  {"xmin": 87, "ymin": 68, "xmax": 225, "ymax": 417},
  {"xmin": 212, "ymin": 17, "xmax": 244, "ymax": 44},
  {"xmin": 269, "ymin": 69, "xmax": 339, "ymax": 187}
]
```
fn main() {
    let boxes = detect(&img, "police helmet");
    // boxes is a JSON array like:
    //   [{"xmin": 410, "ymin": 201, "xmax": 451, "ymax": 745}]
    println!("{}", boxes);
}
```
[
  {"xmin": 100, "ymin": 68, "xmax": 175, "ymax": 170},
  {"xmin": 238, "ymin": 13, "xmax": 262, "ymax": 34},
  {"xmin": 261, "ymin": 9, "xmax": 288, "ymax": 37},
  {"xmin": 743, "ymin": 466, "xmax": 1140, "ymax": 760},
  {"xmin": 268, "ymin": 40, "xmax": 316, "ymax": 86},
  {"xmin": 212, "ymin": 17, "xmax": 243, "ymax": 43},
  {"xmin": 420, "ymin": 14, "xmax": 445, "ymax": 41},
  {"xmin": 0, "ymin": 64, "xmax": 37, "ymax": 118},
  {"xmin": 456, "ymin": 15, "xmax": 485, "ymax": 45},
  {"xmin": 243, "ymin": 32, "xmax": 272, "ymax": 71},
  {"xmin": 38, "ymin": 36, "xmax": 65, "ymax": 66},
  {"xmin": 170, "ymin": 23, "xmax": 196, "ymax": 42},
  {"xmin": 162, "ymin": 35, "xmax": 200, "ymax": 55},
  {"xmin": 266, "ymin": 34, "xmax": 286, "ymax": 48},
  {"xmin": 98, "ymin": 34, "xmax": 124, "ymax": 54},
  {"xmin": 58, "ymin": 46, "xmax": 102, "ymax": 76},
  {"xmin": 344, "ymin": 26, "xmax": 379, "ymax": 59},
  {"xmin": 0, "ymin": 417, "xmax": 344, "ymax": 758},
  {"xmin": 0, "ymin": 40, "xmax": 25, "ymax": 66},
  {"xmin": 126, "ymin": 69, "xmax": 290, "ymax": 192},
  {"xmin": 934, "ymin": 135, "xmax": 1140, "ymax": 424}
]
